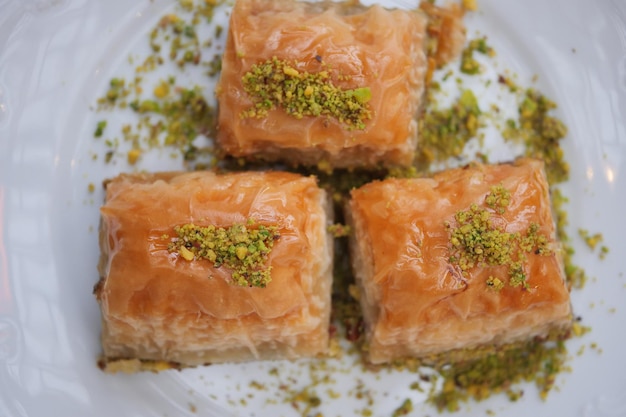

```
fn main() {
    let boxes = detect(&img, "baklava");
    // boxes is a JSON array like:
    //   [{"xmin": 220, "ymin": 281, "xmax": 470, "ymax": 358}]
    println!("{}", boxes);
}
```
[
  {"xmin": 347, "ymin": 158, "xmax": 572, "ymax": 364},
  {"xmin": 95, "ymin": 170, "xmax": 333, "ymax": 370},
  {"xmin": 216, "ymin": 0, "xmax": 465, "ymax": 169}
]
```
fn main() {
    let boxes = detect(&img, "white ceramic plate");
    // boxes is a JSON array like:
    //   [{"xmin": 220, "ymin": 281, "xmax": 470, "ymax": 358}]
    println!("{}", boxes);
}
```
[{"xmin": 1, "ymin": 0, "xmax": 625, "ymax": 416}]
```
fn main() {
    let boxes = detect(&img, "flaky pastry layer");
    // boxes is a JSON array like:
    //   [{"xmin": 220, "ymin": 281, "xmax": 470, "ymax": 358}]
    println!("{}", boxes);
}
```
[
  {"xmin": 96, "ymin": 171, "xmax": 333, "ymax": 368},
  {"xmin": 348, "ymin": 158, "xmax": 572, "ymax": 364}
]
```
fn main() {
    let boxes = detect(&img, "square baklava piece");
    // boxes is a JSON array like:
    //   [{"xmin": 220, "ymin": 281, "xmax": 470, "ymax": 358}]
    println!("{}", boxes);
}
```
[
  {"xmin": 347, "ymin": 158, "xmax": 572, "ymax": 364},
  {"xmin": 216, "ymin": 0, "xmax": 463, "ymax": 168},
  {"xmin": 95, "ymin": 171, "xmax": 332, "ymax": 370}
]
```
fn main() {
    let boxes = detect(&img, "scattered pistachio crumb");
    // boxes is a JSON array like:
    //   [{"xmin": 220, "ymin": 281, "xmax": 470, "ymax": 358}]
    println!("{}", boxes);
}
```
[
  {"xmin": 392, "ymin": 399, "xmax": 413, "ymax": 416},
  {"xmin": 94, "ymin": 0, "xmax": 221, "ymax": 168},
  {"xmin": 249, "ymin": 380, "xmax": 266, "ymax": 390},
  {"xmin": 460, "ymin": 37, "xmax": 495, "ymax": 75},
  {"xmin": 153, "ymin": 80, "xmax": 170, "ymax": 98},
  {"xmin": 502, "ymin": 89, "xmax": 569, "ymax": 185},
  {"xmin": 94, "ymin": 120, "xmax": 107, "ymax": 137},
  {"xmin": 326, "ymin": 389, "xmax": 341, "ymax": 399},
  {"xmin": 599, "ymin": 245, "xmax": 609, "ymax": 260},
  {"xmin": 429, "ymin": 331, "xmax": 570, "ymax": 412},
  {"xmin": 578, "ymin": 230, "xmax": 609, "ymax": 259},
  {"xmin": 462, "ymin": 0, "xmax": 477, "ymax": 11},
  {"xmin": 578, "ymin": 229, "xmax": 603, "ymax": 251},
  {"xmin": 572, "ymin": 322, "xmax": 591, "ymax": 337},
  {"xmin": 551, "ymin": 188, "xmax": 587, "ymax": 289},
  {"xmin": 127, "ymin": 148, "xmax": 142, "ymax": 165},
  {"xmin": 416, "ymin": 89, "xmax": 481, "ymax": 167}
]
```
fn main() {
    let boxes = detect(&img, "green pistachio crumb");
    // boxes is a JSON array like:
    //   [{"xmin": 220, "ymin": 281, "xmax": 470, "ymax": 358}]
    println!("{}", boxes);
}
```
[
  {"xmin": 241, "ymin": 57, "xmax": 372, "ymax": 129},
  {"xmin": 484, "ymin": 184, "xmax": 510, "ymax": 214},
  {"xmin": 392, "ymin": 399, "xmax": 413, "ymax": 417},
  {"xmin": 105, "ymin": 78, "xmax": 127, "ymax": 103},
  {"xmin": 429, "ymin": 332, "xmax": 570, "ymax": 412},
  {"xmin": 502, "ymin": 89, "xmax": 569, "ymax": 185},
  {"xmin": 416, "ymin": 89, "xmax": 481, "ymax": 166},
  {"xmin": 168, "ymin": 221, "xmax": 279, "ymax": 288},
  {"xmin": 249, "ymin": 380, "xmax": 266, "ymax": 390},
  {"xmin": 94, "ymin": 120, "xmax": 107, "ymax": 138},
  {"xmin": 460, "ymin": 37, "xmax": 495, "ymax": 75},
  {"xmin": 578, "ymin": 229, "xmax": 603, "ymax": 251},
  {"xmin": 550, "ymin": 188, "xmax": 587, "ymax": 289},
  {"xmin": 599, "ymin": 245, "xmax": 609, "ymax": 260},
  {"xmin": 206, "ymin": 54, "xmax": 222, "ymax": 77},
  {"xmin": 290, "ymin": 388, "xmax": 322, "ymax": 415},
  {"xmin": 498, "ymin": 74, "xmax": 519, "ymax": 93},
  {"xmin": 508, "ymin": 262, "xmax": 530, "ymax": 289},
  {"xmin": 486, "ymin": 276, "xmax": 504, "ymax": 291}
]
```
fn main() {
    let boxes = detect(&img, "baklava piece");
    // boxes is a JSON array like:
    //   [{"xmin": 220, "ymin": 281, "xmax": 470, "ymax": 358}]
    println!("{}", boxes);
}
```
[
  {"xmin": 347, "ymin": 158, "xmax": 572, "ymax": 364},
  {"xmin": 216, "ymin": 0, "xmax": 465, "ymax": 169},
  {"xmin": 95, "ymin": 171, "xmax": 333, "ymax": 370}
]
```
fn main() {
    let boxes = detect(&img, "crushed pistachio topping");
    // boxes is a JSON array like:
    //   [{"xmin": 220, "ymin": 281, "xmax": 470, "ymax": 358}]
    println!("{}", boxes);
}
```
[
  {"xmin": 460, "ymin": 37, "xmax": 495, "ymax": 75},
  {"xmin": 484, "ymin": 183, "xmax": 510, "ymax": 214},
  {"xmin": 446, "ymin": 184, "xmax": 553, "ymax": 290},
  {"xmin": 485, "ymin": 276, "xmax": 504, "ymax": 291},
  {"xmin": 168, "ymin": 221, "xmax": 279, "ymax": 288},
  {"xmin": 241, "ymin": 57, "xmax": 372, "ymax": 129},
  {"xmin": 416, "ymin": 89, "xmax": 481, "ymax": 167}
]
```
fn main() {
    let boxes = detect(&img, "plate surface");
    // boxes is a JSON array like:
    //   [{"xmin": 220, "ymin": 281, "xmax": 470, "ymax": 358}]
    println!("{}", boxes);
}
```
[{"xmin": 1, "ymin": 0, "xmax": 625, "ymax": 416}]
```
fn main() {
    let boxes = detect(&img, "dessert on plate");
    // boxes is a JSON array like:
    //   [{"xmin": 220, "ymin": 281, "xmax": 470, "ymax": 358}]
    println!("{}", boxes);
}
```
[
  {"xmin": 95, "ymin": 170, "xmax": 333, "ymax": 371},
  {"xmin": 347, "ymin": 158, "xmax": 572, "ymax": 364},
  {"xmin": 216, "ymin": 0, "xmax": 465, "ymax": 169}
]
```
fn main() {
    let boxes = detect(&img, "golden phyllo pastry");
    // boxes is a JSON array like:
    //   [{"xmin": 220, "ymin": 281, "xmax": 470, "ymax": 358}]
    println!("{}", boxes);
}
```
[
  {"xmin": 95, "ymin": 171, "xmax": 333, "ymax": 370},
  {"xmin": 347, "ymin": 158, "xmax": 572, "ymax": 364},
  {"xmin": 216, "ymin": 0, "xmax": 463, "ymax": 168}
]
